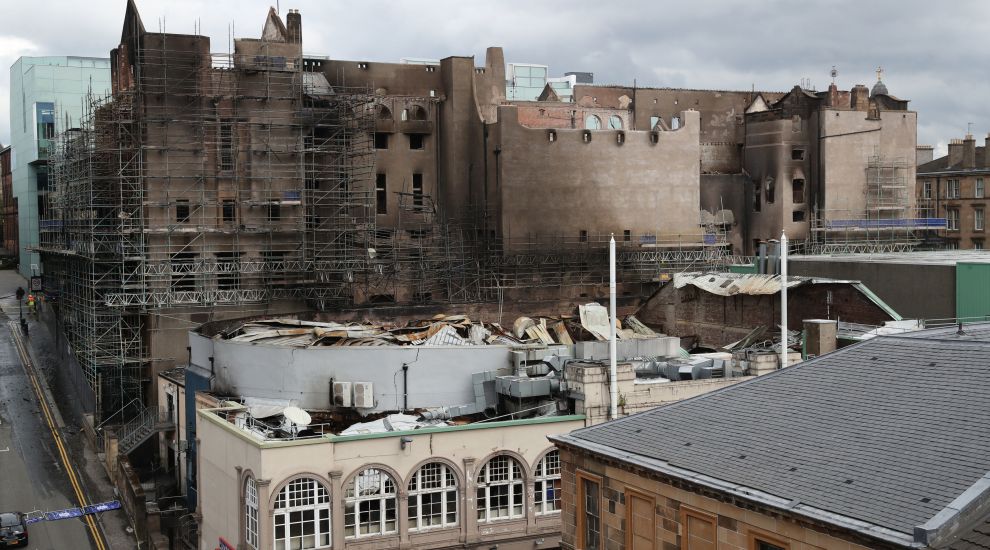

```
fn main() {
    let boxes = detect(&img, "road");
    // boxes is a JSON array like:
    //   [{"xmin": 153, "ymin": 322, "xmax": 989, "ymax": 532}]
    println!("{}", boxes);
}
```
[{"xmin": 0, "ymin": 269, "xmax": 99, "ymax": 549}]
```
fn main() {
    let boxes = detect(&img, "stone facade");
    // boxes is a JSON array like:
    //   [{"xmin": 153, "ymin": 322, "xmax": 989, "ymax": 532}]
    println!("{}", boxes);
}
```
[
  {"xmin": 556, "ymin": 445, "xmax": 902, "ymax": 550},
  {"xmin": 917, "ymin": 135, "xmax": 990, "ymax": 250}
]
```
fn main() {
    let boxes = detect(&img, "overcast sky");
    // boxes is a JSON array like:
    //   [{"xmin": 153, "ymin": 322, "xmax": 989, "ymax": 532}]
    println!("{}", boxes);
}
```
[{"xmin": 3, "ymin": 0, "xmax": 988, "ymax": 155}]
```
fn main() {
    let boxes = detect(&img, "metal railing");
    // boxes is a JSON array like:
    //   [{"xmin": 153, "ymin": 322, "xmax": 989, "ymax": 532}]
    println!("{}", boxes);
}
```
[{"xmin": 117, "ymin": 406, "xmax": 174, "ymax": 454}]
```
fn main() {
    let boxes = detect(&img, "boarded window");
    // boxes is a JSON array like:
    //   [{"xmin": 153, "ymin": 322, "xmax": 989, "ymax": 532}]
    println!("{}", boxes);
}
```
[
  {"xmin": 682, "ymin": 508, "xmax": 717, "ymax": 550},
  {"xmin": 376, "ymin": 174, "xmax": 387, "ymax": 215},
  {"xmin": 626, "ymin": 490, "xmax": 656, "ymax": 550}
]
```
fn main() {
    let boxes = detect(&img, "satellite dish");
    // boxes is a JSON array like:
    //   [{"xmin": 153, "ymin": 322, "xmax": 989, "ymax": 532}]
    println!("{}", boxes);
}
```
[{"xmin": 283, "ymin": 406, "xmax": 311, "ymax": 427}]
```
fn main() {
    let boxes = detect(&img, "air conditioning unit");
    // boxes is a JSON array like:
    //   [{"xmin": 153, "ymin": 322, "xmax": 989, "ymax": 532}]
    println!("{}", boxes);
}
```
[
  {"xmin": 352, "ymin": 382, "xmax": 374, "ymax": 409},
  {"xmin": 332, "ymin": 381, "xmax": 352, "ymax": 407}
]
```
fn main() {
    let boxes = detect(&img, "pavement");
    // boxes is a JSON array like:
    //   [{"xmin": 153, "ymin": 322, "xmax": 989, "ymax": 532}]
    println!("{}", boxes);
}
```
[{"xmin": 0, "ymin": 269, "xmax": 137, "ymax": 549}]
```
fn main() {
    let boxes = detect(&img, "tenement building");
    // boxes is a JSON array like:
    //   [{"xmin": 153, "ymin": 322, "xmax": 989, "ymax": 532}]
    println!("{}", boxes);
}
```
[{"xmin": 917, "ymin": 134, "xmax": 990, "ymax": 249}]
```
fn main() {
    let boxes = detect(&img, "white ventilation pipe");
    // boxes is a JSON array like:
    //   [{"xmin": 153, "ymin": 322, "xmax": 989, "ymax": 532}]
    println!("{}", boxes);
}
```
[
  {"xmin": 780, "ymin": 231, "xmax": 788, "ymax": 369},
  {"xmin": 609, "ymin": 235, "xmax": 619, "ymax": 419}
]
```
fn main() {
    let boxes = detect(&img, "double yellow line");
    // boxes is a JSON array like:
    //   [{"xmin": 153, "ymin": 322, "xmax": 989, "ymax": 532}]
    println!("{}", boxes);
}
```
[{"xmin": 8, "ymin": 320, "xmax": 108, "ymax": 550}]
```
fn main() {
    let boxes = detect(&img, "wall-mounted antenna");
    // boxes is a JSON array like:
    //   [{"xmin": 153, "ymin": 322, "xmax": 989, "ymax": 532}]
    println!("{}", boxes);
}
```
[{"xmin": 830, "ymin": 65, "xmax": 838, "ymax": 84}]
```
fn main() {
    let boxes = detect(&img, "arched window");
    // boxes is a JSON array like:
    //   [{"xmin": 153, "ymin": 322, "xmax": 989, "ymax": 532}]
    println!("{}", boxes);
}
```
[
  {"xmin": 377, "ymin": 104, "xmax": 392, "ymax": 120},
  {"xmin": 408, "ymin": 462, "xmax": 458, "ymax": 531},
  {"xmin": 403, "ymin": 105, "xmax": 427, "ymax": 121},
  {"xmin": 345, "ymin": 468, "xmax": 397, "ymax": 538},
  {"xmin": 608, "ymin": 116, "xmax": 623, "ymax": 130},
  {"xmin": 273, "ymin": 477, "xmax": 331, "ymax": 550},
  {"xmin": 671, "ymin": 116, "xmax": 681, "ymax": 130},
  {"xmin": 245, "ymin": 477, "xmax": 259, "ymax": 549},
  {"xmin": 476, "ymin": 455, "xmax": 524, "ymax": 522},
  {"xmin": 585, "ymin": 115, "xmax": 602, "ymax": 130},
  {"xmin": 534, "ymin": 450, "xmax": 561, "ymax": 515}
]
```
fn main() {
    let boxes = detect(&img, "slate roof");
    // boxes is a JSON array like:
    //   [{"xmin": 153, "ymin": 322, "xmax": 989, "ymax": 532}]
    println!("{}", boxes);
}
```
[
  {"xmin": 558, "ymin": 325, "xmax": 990, "ymax": 547},
  {"xmin": 947, "ymin": 516, "xmax": 990, "ymax": 550}
]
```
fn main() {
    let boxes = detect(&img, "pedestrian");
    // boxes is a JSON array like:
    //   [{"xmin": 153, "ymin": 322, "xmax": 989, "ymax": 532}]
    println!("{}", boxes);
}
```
[{"xmin": 26, "ymin": 294, "xmax": 35, "ymax": 316}]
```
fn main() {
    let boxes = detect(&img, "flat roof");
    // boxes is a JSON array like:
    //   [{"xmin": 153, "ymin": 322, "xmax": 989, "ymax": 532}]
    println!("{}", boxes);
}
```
[{"xmin": 790, "ymin": 250, "xmax": 990, "ymax": 266}]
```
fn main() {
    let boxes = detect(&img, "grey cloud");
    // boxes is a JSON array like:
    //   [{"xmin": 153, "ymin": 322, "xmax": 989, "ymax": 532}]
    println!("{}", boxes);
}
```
[{"xmin": 3, "ymin": 0, "xmax": 990, "ymax": 154}]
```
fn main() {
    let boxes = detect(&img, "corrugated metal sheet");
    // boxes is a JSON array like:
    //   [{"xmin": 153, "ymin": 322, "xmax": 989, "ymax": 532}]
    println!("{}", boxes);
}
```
[{"xmin": 673, "ymin": 273, "xmax": 805, "ymax": 296}]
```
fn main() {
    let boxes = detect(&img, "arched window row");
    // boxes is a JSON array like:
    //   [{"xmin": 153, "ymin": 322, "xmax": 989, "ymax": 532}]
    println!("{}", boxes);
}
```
[{"xmin": 252, "ymin": 452, "xmax": 561, "ymax": 547}]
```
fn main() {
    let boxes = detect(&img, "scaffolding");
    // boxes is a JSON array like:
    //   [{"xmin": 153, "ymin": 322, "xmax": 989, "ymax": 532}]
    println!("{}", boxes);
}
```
[
  {"xmin": 39, "ymin": 35, "xmax": 376, "ymax": 421},
  {"xmin": 39, "ymin": 30, "xmax": 736, "ymax": 422},
  {"xmin": 808, "ymin": 154, "xmax": 945, "ymax": 254}
]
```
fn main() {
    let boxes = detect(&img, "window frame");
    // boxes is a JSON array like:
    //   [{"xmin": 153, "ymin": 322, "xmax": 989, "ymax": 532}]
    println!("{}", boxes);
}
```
[
  {"xmin": 680, "ymin": 505, "xmax": 718, "ymax": 550},
  {"xmin": 976, "ymin": 208, "xmax": 985, "ymax": 231},
  {"xmin": 273, "ymin": 477, "xmax": 332, "ymax": 550},
  {"xmin": 476, "ymin": 455, "xmax": 525, "ymax": 523},
  {"xmin": 977, "ymin": 178, "xmax": 985, "ymax": 199},
  {"xmin": 575, "ymin": 470, "xmax": 603, "ymax": 550},
  {"xmin": 376, "ymin": 174, "xmax": 387, "ymax": 215},
  {"xmin": 534, "ymin": 450, "xmax": 562, "ymax": 516},
  {"xmin": 407, "ymin": 462, "xmax": 459, "ymax": 532},
  {"xmin": 947, "ymin": 207, "xmax": 960, "ymax": 231},
  {"xmin": 747, "ymin": 527, "xmax": 791, "ymax": 550},
  {"xmin": 625, "ymin": 487, "xmax": 656, "ymax": 550},
  {"xmin": 244, "ymin": 477, "xmax": 259, "ymax": 549},
  {"xmin": 344, "ymin": 468, "xmax": 398, "ymax": 539}
]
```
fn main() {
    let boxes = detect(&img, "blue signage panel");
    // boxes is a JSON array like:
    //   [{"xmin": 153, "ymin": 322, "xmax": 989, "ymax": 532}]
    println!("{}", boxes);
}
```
[
  {"xmin": 83, "ymin": 501, "xmax": 121, "ymax": 514},
  {"xmin": 45, "ymin": 508, "xmax": 84, "ymax": 521}
]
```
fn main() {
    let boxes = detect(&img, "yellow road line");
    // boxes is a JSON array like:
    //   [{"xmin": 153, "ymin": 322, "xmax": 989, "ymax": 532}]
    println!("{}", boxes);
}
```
[{"xmin": 8, "ymin": 321, "xmax": 108, "ymax": 550}]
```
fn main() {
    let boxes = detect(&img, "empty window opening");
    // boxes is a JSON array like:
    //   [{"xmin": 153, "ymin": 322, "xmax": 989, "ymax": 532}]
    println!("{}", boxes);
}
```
[
  {"xmin": 175, "ymin": 199, "xmax": 190, "ymax": 222},
  {"xmin": 218, "ymin": 122, "xmax": 234, "ymax": 171},
  {"xmin": 268, "ymin": 202, "xmax": 281, "ymax": 222},
  {"xmin": 374, "ymin": 132, "xmax": 389, "ymax": 150},
  {"xmin": 426, "ymin": 66, "xmax": 436, "ymax": 73},
  {"xmin": 215, "ymin": 252, "xmax": 241, "ymax": 290},
  {"xmin": 650, "ymin": 131, "xmax": 659, "ymax": 144},
  {"xmin": 582, "ymin": 130, "xmax": 592, "ymax": 143},
  {"xmin": 616, "ymin": 131, "xmax": 625, "ymax": 145},
  {"xmin": 671, "ymin": 116, "xmax": 680, "ymax": 130},
  {"xmin": 649, "ymin": 115, "xmax": 660, "ymax": 130},
  {"xmin": 623, "ymin": 230, "xmax": 631, "ymax": 241},
  {"xmin": 409, "ymin": 133, "xmax": 425, "ymax": 150},
  {"xmin": 170, "ymin": 252, "xmax": 196, "ymax": 292},
  {"xmin": 548, "ymin": 129, "xmax": 556, "ymax": 142},
  {"xmin": 412, "ymin": 174, "xmax": 423, "ymax": 207},
  {"xmin": 791, "ymin": 148, "xmax": 805, "ymax": 161},
  {"xmin": 608, "ymin": 116, "xmax": 623, "ymax": 130},
  {"xmin": 377, "ymin": 105, "xmax": 392, "ymax": 120},
  {"xmin": 357, "ymin": 62, "xmax": 369, "ymax": 69},
  {"xmin": 406, "ymin": 105, "xmax": 427, "ymax": 121},
  {"xmin": 222, "ymin": 200, "xmax": 235, "ymax": 222},
  {"xmin": 579, "ymin": 230, "xmax": 588, "ymax": 242},
  {"xmin": 376, "ymin": 174, "xmax": 387, "ymax": 215},
  {"xmin": 585, "ymin": 115, "xmax": 602, "ymax": 130},
  {"xmin": 753, "ymin": 182, "xmax": 762, "ymax": 212},
  {"xmin": 792, "ymin": 210, "xmax": 806, "ymax": 222},
  {"xmin": 792, "ymin": 179, "xmax": 805, "ymax": 203},
  {"xmin": 765, "ymin": 176, "xmax": 776, "ymax": 204}
]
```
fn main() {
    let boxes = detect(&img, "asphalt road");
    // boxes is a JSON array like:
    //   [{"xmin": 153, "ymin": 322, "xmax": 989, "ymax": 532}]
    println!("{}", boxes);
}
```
[{"xmin": 0, "ymin": 270, "xmax": 96, "ymax": 550}]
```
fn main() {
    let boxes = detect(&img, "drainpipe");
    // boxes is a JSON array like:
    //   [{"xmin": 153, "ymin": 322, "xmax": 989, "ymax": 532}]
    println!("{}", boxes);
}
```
[
  {"xmin": 402, "ymin": 363, "xmax": 409, "ymax": 411},
  {"xmin": 780, "ymin": 231, "xmax": 788, "ymax": 368},
  {"xmin": 609, "ymin": 235, "xmax": 618, "ymax": 419}
]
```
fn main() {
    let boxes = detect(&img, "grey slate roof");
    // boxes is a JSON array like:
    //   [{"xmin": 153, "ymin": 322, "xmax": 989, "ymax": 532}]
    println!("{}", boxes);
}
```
[
  {"xmin": 562, "ymin": 326, "xmax": 990, "ymax": 544},
  {"xmin": 948, "ymin": 517, "xmax": 990, "ymax": 550}
]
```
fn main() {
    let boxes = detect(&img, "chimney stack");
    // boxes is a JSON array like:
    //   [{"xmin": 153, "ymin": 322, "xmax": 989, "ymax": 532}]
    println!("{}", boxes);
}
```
[
  {"xmin": 850, "ymin": 85, "xmax": 870, "ymax": 111},
  {"xmin": 948, "ymin": 139, "xmax": 964, "ymax": 168},
  {"xmin": 984, "ymin": 134, "xmax": 990, "ymax": 168},
  {"xmin": 963, "ymin": 134, "xmax": 977, "ymax": 169},
  {"xmin": 916, "ymin": 145, "xmax": 934, "ymax": 166},
  {"xmin": 286, "ymin": 9, "xmax": 302, "ymax": 44}
]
